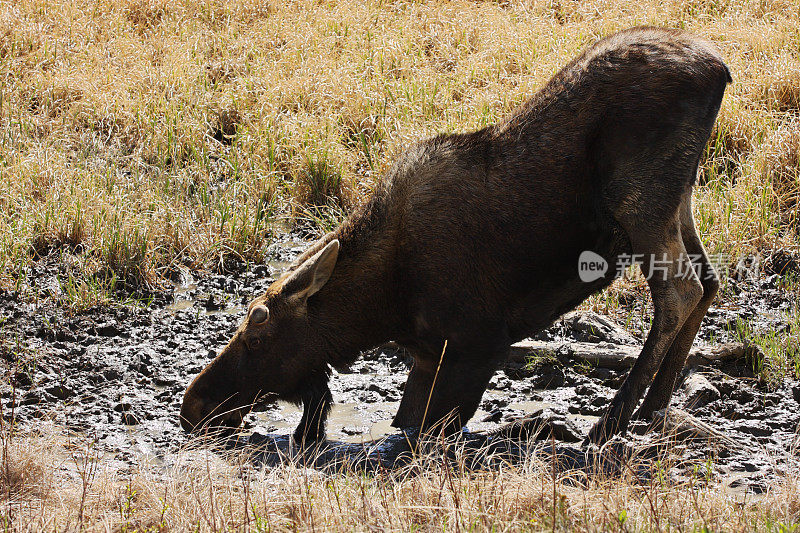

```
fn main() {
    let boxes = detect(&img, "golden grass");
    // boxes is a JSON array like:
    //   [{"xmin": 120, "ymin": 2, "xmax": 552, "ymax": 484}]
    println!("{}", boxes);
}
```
[
  {"xmin": 2, "ymin": 423, "xmax": 800, "ymax": 532},
  {"xmin": 3, "ymin": 2, "xmax": 800, "ymax": 528},
  {"xmin": 1, "ymin": 0, "xmax": 800, "ymax": 291}
]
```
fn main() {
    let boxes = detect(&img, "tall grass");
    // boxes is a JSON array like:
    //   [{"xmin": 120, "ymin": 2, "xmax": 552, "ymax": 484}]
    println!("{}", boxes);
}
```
[{"xmin": 1, "ymin": 0, "xmax": 800, "ymax": 291}]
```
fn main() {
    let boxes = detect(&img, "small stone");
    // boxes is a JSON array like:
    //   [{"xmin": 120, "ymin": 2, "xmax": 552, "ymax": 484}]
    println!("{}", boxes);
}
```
[
  {"xmin": 496, "ymin": 408, "xmax": 582, "ymax": 442},
  {"xmin": 734, "ymin": 420, "xmax": 771, "ymax": 437},
  {"xmin": 488, "ymin": 375, "xmax": 512, "ymax": 390},
  {"xmin": 792, "ymin": 385, "xmax": 800, "ymax": 404},
  {"xmin": 12, "ymin": 371, "xmax": 33, "ymax": 388},
  {"xmin": 367, "ymin": 383, "xmax": 389, "ymax": 395},
  {"xmin": 153, "ymin": 376, "xmax": 177, "ymax": 387},
  {"xmin": 252, "ymin": 265, "xmax": 270, "ymax": 277},
  {"xmin": 20, "ymin": 391, "xmax": 41, "ymax": 406},
  {"xmin": 590, "ymin": 395, "xmax": 608, "ymax": 407},
  {"xmin": 731, "ymin": 388, "xmax": 755, "ymax": 404},
  {"xmin": 204, "ymin": 294, "xmax": 226, "ymax": 311},
  {"xmin": 104, "ymin": 368, "xmax": 123, "ymax": 380},
  {"xmin": 682, "ymin": 373, "xmax": 720, "ymax": 410},
  {"xmin": 560, "ymin": 311, "xmax": 637, "ymax": 345}
]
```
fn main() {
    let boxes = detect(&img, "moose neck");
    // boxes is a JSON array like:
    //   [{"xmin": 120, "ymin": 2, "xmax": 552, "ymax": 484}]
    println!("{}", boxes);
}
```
[{"xmin": 306, "ymin": 196, "xmax": 400, "ymax": 368}]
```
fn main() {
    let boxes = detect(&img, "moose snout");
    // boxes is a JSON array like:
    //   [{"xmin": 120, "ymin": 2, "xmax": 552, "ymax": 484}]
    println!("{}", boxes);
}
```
[
  {"xmin": 180, "ymin": 389, "xmax": 248, "ymax": 433},
  {"xmin": 179, "ymin": 388, "xmax": 208, "ymax": 432},
  {"xmin": 180, "ymin": 377, "xmax": 237, "ymax": 432}
]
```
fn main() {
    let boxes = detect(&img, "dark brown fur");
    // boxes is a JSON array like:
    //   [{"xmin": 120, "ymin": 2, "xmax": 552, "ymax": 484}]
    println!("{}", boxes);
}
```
[{"xmin": 181, "ymin": 27, "xmax": 731, "ymax": 444}]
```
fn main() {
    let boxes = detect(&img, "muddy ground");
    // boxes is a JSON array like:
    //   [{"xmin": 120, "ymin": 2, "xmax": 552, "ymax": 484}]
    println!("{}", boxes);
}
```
[{"xmin": 1, "ymin": 237, "xmax": 799, "ymax": 493}]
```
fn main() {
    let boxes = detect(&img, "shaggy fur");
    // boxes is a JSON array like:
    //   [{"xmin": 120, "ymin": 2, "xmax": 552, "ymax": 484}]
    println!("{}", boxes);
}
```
[{"xmin": 182, "ymin": 27, "xmax": 731, "ymax": 444}]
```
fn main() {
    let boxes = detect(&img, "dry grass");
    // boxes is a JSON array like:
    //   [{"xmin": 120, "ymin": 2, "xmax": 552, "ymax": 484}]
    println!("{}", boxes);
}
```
[
  {"xmin": 3, "ymin": 1, "xmax": 800, "ymax": 529},
  {"xmin": 1, "ymin": 0, "xmax": 800, "ymax": 291},
  {"xmin": 1, "ymin": 422, "xmax": 800, "ymax": 532}
]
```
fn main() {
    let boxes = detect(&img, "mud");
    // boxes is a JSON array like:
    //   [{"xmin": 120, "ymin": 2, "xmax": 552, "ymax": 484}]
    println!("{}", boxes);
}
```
[{"xmin": 1, "ymin": 240, "xmax": 799, "ymax": 492}]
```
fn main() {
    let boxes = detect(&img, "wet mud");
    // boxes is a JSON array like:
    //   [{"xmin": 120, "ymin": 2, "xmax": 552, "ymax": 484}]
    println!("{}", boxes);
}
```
[{"xmin": 1, "ymin": 240, "xmax": 799, "ymax": 493}]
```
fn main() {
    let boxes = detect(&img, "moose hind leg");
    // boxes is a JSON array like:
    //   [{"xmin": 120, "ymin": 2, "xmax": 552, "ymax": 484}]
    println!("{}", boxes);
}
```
[
  {"xmin": 634, "ymin": 199, "xmax": 719, "ymax": 420},
  {"xmin": 588, "ymin": 220, "xmax": 703, "ymax": 444}
]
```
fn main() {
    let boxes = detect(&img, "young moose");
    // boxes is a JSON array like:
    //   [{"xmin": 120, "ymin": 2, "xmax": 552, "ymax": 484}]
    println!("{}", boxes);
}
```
[{"xmin": 181, "ymin": 27, "xmax": 731, "ymax": 444}]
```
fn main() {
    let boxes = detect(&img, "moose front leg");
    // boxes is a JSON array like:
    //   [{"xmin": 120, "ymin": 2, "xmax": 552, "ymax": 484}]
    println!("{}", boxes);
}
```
[
  {"xmin": 293, "ymin": 372, "xmax": 333, "ymax": 444},
  {"xmin": 393, "ymin": 347, "xmax": 500, "ymax": 437},
  {"xmin": 392, "ymin": 358, "xmax": 437, "ymax": 429}
]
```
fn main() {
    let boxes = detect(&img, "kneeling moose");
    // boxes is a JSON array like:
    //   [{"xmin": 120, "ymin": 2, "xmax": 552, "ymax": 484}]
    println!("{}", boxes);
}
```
[{"xmin": 181, "ymin": 27, "xmax": 731, "ymax": 445}]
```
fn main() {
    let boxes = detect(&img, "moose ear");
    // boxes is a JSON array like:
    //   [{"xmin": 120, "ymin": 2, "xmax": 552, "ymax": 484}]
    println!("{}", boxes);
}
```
[{"xmin": 283, "ymin": 239, "xmax": 340, "ymax": 300}]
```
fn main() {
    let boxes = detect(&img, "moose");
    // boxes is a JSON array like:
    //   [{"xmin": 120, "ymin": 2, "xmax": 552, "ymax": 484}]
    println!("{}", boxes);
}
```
[{"xmin": 181, "ymin": 27, "xmax": 731, "ymax": 445}]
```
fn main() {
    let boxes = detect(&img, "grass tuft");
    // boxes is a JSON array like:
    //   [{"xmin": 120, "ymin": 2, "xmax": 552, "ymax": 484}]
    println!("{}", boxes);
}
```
[{"xmin": 762, "ymin": 118, "xmax": 800, "ymax": 229}]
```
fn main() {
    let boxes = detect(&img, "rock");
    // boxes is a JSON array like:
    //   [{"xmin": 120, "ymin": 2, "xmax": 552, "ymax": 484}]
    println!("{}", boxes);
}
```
[
  {"xmin": 12, "ymin": 371, "xmax": 33, "ymax": 388},
  {"xmin": 114, "ymin": 402, "xmax": 133, "ymax": 413},
  {"xmin": 653, "ymin": 408, "xmax": 745, "ymax": 450},
  {"xmin": 103, "ymin": 368, "xmax": 122, "ymax": 380},
  {"xmin": 792, "ymin": 385, "xmax": 800, "ymax": 404},
  {"xmin": 481, "ymin": 397, "xmax": 509, "ymax": 411},
  {"xmin": 507, "ymin": 340, "xmax": 639, "ymax": 370},
  {"xmin": 730, "ymin": 388, "xmax": 755, "ymax": 403},
  {"xmin": 252, "ymin": 265, "xmax": 270, "ymax": 278},
  {"xmin": 487, "ymin": 375, "xmax": 512, "ymax": 390},
  {"xmin": 508, "ymin": 339, "xmax": 763, "ymax": 374},
  {"xmin": 559, "ymin": 311, "xmax": 637, "ymax": 345},
  {"xmin": 734, "ymin": 420, "xmax": 772, "ymax": 437},
  {"xmin": 714, "ymin": 378, "xmax": 737, "ymax": 397},
  {"xmin": 20, "ymin": 391, "xmax": 41, "ymax": 406},
  {"xmin": 482, "ymin": 410, "xmax": 503, "ymax": 423},
  {"xmin": 685, "ymin": 343, "xmax": 758, "ymax": 367},
  {"xmin": 590, "ymin": 395, "xmax": 608, "ymax": 407},
  {"xmin": 682, "ymin": 372, "xmax": 720, "ymax": 410},
  {"xmin": 367, "ymin": 383, "xmax": 389, "ymax": 395},
  {"xmin": 495, "ymin": 408, "xmax": 582, "ymax": 442}
]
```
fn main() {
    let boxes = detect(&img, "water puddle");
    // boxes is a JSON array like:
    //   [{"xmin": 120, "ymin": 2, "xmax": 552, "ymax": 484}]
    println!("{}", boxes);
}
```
[{"xmin": 252, "ymin": 401, "xmax": 395, "ymax": 443}]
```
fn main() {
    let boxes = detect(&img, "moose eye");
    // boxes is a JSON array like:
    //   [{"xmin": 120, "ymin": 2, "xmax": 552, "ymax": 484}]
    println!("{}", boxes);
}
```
[
  {"xmin": 248, "ymin": 336, "xmax": 263, "ymax": 348},
  {"xmin": 250, "ymin": 305, "xmax": 269, "ymax": 325}
]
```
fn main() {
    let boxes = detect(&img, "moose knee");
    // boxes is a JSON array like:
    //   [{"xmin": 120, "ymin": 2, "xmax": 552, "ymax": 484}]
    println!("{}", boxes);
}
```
[
  {"xmin": 682, "ymin": 277, "xmax": 704, "ymax": 311},
  {"xmin": 655, "ymin": 279, "xmax": 701, "ymax": 333}
]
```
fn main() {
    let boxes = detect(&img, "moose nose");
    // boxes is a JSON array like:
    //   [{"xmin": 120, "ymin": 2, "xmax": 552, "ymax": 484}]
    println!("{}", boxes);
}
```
[{"xmin": 180, "ymin": 391, "xmax": 207, "ymax": 432}]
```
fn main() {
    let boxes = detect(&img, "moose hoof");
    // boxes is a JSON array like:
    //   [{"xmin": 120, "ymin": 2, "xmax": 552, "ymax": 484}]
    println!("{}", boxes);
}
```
[
  {"xmin": 632, "ymin": 405, "xmax": 656, "ymax": 422},
  {"xmin": 587, "ymin": 402, "xmax": 628, "ymax": 445},
  {"xmin": 632, "ymin": 395, "xmax": 670, "ymax": 422},
  {"xmin": 293, "ymin": 428, "xmax": 326, "ymax": 447}
]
